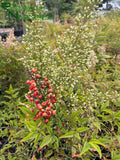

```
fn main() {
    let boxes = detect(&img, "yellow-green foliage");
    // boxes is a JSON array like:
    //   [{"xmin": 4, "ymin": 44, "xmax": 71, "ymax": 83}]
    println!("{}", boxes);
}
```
[{"xmin": 94, "ymin": 10, "xmax": 120, "ymax": 54}]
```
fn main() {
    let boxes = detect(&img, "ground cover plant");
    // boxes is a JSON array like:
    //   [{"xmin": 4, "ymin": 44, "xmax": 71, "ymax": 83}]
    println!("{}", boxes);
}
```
[{"xmin": 0, "ymin": 1, "xmax": 120, "ymax": 160}]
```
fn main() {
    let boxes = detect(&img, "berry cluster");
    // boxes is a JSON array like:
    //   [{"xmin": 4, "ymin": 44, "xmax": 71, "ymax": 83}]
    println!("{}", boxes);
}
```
[{"xmin": 26, "ymin": 68, "xmax": 58, "ymax": 123}]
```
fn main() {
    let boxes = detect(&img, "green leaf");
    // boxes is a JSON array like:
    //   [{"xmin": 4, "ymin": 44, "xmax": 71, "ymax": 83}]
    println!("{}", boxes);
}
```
[
  {"xmin": 59, "ymin": 131, "xmax": 75, "ymax": 139},
  {"xmin": 40, "ymin": 135, "xmax": 52, "ymax": 149},
  {"xmin": 117, "ymin": 136, "xmax": 120, "ymax": 144},
  {"xmin": 44, "ymin": 150, "xmax": 53, "ymax": 158},
  {"xmin": 71, "ymin": 110, "xmax": 84, "ymax": 119},
  {"xmin": 19, "ymin": 107, "xmax": 34, "ymax": 116},
  {"xmin": 80, "ymin": 141, "xmax": 90, "ymax": 156},
  {"xmin": 68, "ymin": 87, "xmax": 73, "ymax": 94},
  {"xmin": 101, "ymin": 101, "xmax": 109, "ymax": 111},
  {"xmin": 89, "ymin": 142, "xmax": 102, "ymax": 158},
  {"xmin": 89, "ymin": 139, "xmax": 105, "ymax": 147},
  {"xmin": 114, "ymin": 154, "xmax": 120, "ymax": 160},
  {"xmin": 21, "ymin": 132, "xmax": 37, "ymax": 142},
  {"xmin": 74, "ymin": 133, "xmax": 81, "ymax": 140},
  {"xmin": 34, "ymin": 133, "xmax": 41, "ymax": 147},
  {"xmin": 25, "ymin": 121, "xmax": 37, "ymax": 132},
  {"xmin": 102, "ymin": 109, "xmax": 113, "ymax": 115},
  {"xmin": 77, "ymin": 127, "xmax": 89, "ymax": 132},
  {"xmin": 92, "ymin": 122, "xmax": 101, "ymax": 131},
  {"xmin": 0, "ymin": 156, "xmax": 5, "ymax": 160}
]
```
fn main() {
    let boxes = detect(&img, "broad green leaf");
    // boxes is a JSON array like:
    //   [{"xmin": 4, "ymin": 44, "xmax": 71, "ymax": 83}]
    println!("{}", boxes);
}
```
[
  {"xmin": 40, "ymin": 135, "xmax": 52, "ymax": 149},
  {"xmin": 98, "ymin": 138, "xmax": 112, "ymax": 144},
  {"xmin": 59, "ymin": 131, "xmax": 75, "ymax": 139},
  {"xmin": 89, "ymin": 142, "xmax": 102, "ymax": 158},
  {"xmin": 21, "ymin": 132, "xmax": 37, "ymax": 142},
  {"xmin": 80, "ymin": 141, "xmax": 90, "ymax": 156},
  {"xmin": 77, "ymin": 127, "xmax": 89, "ymax": 132},
  {"xmin": 101, "ymin": 101, "xmax": 109, "ymax": 111},
  {"xmin": 92, "ymin": 122, "xmax": 101, "ymax": 131},
  {"xmin": 89, "ymin": 139, "xmax": 105, "ymax": 147}
]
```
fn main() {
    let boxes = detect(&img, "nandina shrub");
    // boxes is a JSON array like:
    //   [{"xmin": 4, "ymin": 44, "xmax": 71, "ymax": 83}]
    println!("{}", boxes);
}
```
[{"xmin": 24, "ymin": 68, "xmax": 58, "ymax": 123}]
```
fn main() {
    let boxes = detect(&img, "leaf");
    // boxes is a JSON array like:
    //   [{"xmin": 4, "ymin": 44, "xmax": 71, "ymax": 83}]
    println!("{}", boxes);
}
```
[
  {"xmin": 44, "ymin": 150, "xmax": 53, "ymax": 158},
  {"xmin": 102, "ymin": 109, "xmax": 113, "ymax": 115},
  {"xmin": 117, "ymin": 136, "xmax": 120, "ymax": 144},
  {"xmin": 89, "ymin": 139, "xmax": 105, "ymax": 147},
  {"xmin": 59, "ymin": 131, "xmax": 75, "ymax": 139},
  {"xmin": 71, "ymin": 110, "xmax": 84, "ymax": 119},
  {"xmin": 101, "ymin": 101, "xmax": 109, "ymax": 111},
  {"xmin": 40, "ymin": 135, "xmax": 52, "ymax": 149},
  {"xmin": 34, "ymin": 133, "xmax": 41, "ymax": 147},
  {"xmin": 89, "ymin": 142, "xmax": 102, "ymax": 158},
  {"xmin": 80, "ymin": 141, "xmax": 90, "ymax": 156},
  {"xmin": 77, "ymin": 127, "xmax": 89, "ymax": 132},
  {"xmin": 114, "ymin": 154, "xmax": 120, "ymax": 160},
  {"xmin": 26, "ymin": 121, "xmax": 37, "ymax": 132},
  {"xmin": 19, "ymin": 107, "xmax": 34, "ymax": 116},
  {"xmin": 68, "ymin": 87, "xmax": 73, "ymax": 94},
  {"xmin": 92, "ymin": 122, "xmax": 101, "ymax": 131},
  {"xmin": 21, "ymin": 132, "xmax": 37, "ymax": 142},
  {"xmin": 74, "ymin": 133, "xmax": 81, "ymax": 140}
]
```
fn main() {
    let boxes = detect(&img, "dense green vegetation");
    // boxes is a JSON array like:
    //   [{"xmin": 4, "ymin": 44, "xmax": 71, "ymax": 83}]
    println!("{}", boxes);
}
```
[{"xmin": 0, "ymin": 0, "xmax": 120, "ymax": 160}]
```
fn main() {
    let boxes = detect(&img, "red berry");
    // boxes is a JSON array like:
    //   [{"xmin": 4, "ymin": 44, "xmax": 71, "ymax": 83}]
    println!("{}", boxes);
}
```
[
  {"xmin": 48, "ymin": 89, "xmax": 53, "ymax": 93},
  {"xmin": 46, "ymin": 100, "xmax": 50, "ymax": 105},
  {"xmin": 35, "ymin": 99, "xmax": 39, "ymax": 104},
  {"xmin": 44, "ymin": 78, "xmax": 48, "ymax": 81},
  {"xmin": 39, "ymin": 95, "xmax": 42, "ymax": 99},
  {"xmin": 26, "ymin": 80, "xmax": 31, "ymax": 85},
  {"xmin": 32, "ymin": 68, "xmax": 37, "ymax": 73},
  {"xmin": 26, "ymin": 114, "xmax": 30, "ymax": 118},
  {"xmin": 42, "ymin": 101, "xmax": 46, "ymax": 106},
  {"xmin": 36, "ymin": 74, "xmax": 40, "ymax": 78},
  {"xmin": 38, "ymin": 112, "xmax": 42, "ymax": 117},
  {"xmin": 48, "ymin": 86, "xmax": 51, "ymax": 89},
  {"xmin": 47, "ymin": 114, "xmax": 51, "ymax": 118},
  {"xmin": 45, "ymin": 119, "xmax": 49, "ymax": 123},
  {"xmin": 49, "ymin": 104, "xmax": 53, "ymax": 109},
  {"xmin": 33, "ymin": 87, "xmax": 38, "ymax": 91},
  {"xmin": 51, "ymin": 99, "xmax": 56, "ymax": 103},
  {"xmin": 28, "ymin": 95, "xmax": 31, "ymax": 98},
  {"xmin": 29, "ymin": 97, "xmax": 33, "ymax": 102},
  {"xmin": 55, "ymin": 92, "xmax": 57, "ymax": 95},
  {"xmin": 47, "ymin": 94, "xmax": 51, "ymax": 99},
  {"xmin": 54, "ymin": 97, "xmax": 57, "ymax": 101},
  {"xmin": 42, "ymin": 112, "xmax": 47, "ymax": 117},
  {"xmin": 36, "ymin": 104, "xmax": 42, "ymax": 110},
  {"xmin": 52, "ymin": 110, "xmax": 56, "ymax": 115},
  {"xmin": 30, "ymin": 109, "xmax": 34, "ymax": 112},
  {"xmin": 34, "ymin": 117, "xmax": 37, "ymax": 121}
]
